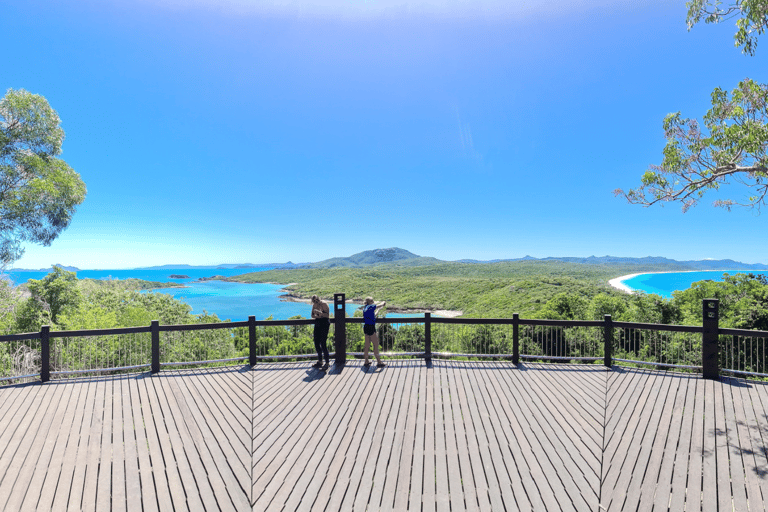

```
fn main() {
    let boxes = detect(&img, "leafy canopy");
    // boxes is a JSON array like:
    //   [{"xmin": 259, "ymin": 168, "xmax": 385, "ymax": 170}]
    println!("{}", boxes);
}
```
[
  {"xmin": 616, "ymin": 78, "xmax": 768, "ymax": 211},
  {"xmin": 617, "ymin": 2, "xmax": 768, "ymax": 211},
  {"xmin": 686, "ymin": 0, "xmax": 768, "ymax": 55},
  {"xmin": 0, "ymin": 89, "xmax": 86, "ymax": 265}
]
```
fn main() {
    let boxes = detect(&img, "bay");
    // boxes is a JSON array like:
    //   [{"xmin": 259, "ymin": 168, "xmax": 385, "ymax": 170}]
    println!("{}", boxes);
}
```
[
  {"xmin": 621, "ymin": 270, "xmax": 768, "ymax": 298},
  {"xmin": 5, "ymin": 267, "xmax": 378, "ymax": 321}
]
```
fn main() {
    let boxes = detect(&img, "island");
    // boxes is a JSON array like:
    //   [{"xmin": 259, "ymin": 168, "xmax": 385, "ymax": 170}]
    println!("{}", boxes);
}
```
[{"xmin": 169, "ymin": 274, "xmax": 190, "ymax": 279}]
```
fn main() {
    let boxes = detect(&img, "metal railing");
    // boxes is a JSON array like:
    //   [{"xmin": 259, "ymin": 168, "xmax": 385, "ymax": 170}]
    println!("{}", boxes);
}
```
[{"xmin": 0, "ymin": 297, "xmax": 763, "ymax": 385}]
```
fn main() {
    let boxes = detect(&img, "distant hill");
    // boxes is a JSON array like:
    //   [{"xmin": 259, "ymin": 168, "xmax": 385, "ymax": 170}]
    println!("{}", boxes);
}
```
[
  {"xmin": 306, "ymin": 248, "xmax": 444, "ymax": 269},
  {"xmin": 506, "ymin": 256, "xmax": 768, "ymax": 271},
  {"xmin": 10, "ymin": 265, "xmax": 81, "ymax": 272}
]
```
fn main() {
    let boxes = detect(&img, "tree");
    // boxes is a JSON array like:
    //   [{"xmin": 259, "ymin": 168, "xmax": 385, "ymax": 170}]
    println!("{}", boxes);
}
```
[
  {"xmin": 686, "ymin": 0, "xmax": 768, "ymax": 55},
  {"xmin": 25, "ymin": 265, "xmax": 82, "ymax": 324},
  {"xmin": 0, "ymin": 89, "xmax": 86, "ymax": 265},
  {"xmin": 617, "ymin": 2, "xmax": 767, "ymax": 211}
]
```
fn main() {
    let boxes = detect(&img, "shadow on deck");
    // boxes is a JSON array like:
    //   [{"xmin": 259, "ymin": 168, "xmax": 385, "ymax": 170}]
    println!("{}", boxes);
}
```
[{"xmin": 0, "ymin": 361, "xmax": 766, "ymax": 511}]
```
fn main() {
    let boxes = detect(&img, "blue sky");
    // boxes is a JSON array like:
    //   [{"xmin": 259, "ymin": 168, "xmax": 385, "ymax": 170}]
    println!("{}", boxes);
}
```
[{"xmin": 3, "ymin": 0, "xmax": 767, "ymax": 268}]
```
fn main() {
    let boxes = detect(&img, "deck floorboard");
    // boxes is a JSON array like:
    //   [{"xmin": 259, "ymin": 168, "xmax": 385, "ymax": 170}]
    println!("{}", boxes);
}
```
[{"xmin": 1, "ymin": 361, "xmax": 768, "ymax": 510}]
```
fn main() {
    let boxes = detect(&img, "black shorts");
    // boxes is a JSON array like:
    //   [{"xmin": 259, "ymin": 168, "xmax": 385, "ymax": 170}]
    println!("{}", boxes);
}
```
[{"xmin": 364, "ymin": 324, "xmax": 376, "ymax": 336}]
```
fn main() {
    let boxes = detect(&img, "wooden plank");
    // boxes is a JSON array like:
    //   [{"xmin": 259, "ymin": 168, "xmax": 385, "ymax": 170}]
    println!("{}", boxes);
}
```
[
  {"xmin": 744, "ymin": 380, "xmax": 768, "ymax": 512},
  {"xmin": 81, "ymin": 379, "xmax": 107, "ymax": 511},
  {"xmin": 110, "ymin": 378, "xmax": 127, "ymax": 512},
  {"xmin": 476, "ymin": 363, "xmax": 534, "ymax": 511},
  {"xmin": 252, "ymin": 360, "xmax": 360, "ymax": 509},
  {"xmin": 119, "ymin": 376, "xmax": 141, "ymax": 512},
  {"xmin": 308, "ymin": 362, "xmax": 385, "ymax": 512},
  {"xmin": 476, "ymin": 363, "xmax": 545, "ymax": 511},
  {"xmin": 405, "ymin": 364, "xmax": 429, "ymax": 512},
  {"xmin": 0, "ymin": 384, "xmax": 43, "ymax": 491},
  {"xmin": 129, "ymin": 375, "xmax": 160, "ymax": 512},
  {"xmin": 349, "ymin": 362, "xmax": 405, "ymax": 511},
  {"xmin": 667, "ymin": 376, "xmax": 698, "ymax": 512},
  {"xmin": 701, "ymin": 378, "xmax": 717, "ymax": 512},
  {"xmin": 284, "ymin": 361, "xmax": 371, "ymax": 511},
  {"xmin": 95, "ymin": 378, "xmax": 114, "ymax": 511},
  {"xmin": 504, "ymin": 365, "xmax": 592, "ymax": 511},
  {"xmin": 645, "ymin": 374, "xmax": 693, "ymax": 512},
  {"xmin": 721, "ymin": 377, "xmax": 748, "ymax": 512},
  {"xmin": 325, "ymin": 363, "xmax": 399, "ymax": 512},
  {"xmin": 432, "ymin": 363, "xmax": 451, "ymax": 512},
  {"xmin": 617, "ymin": 372, "xmax": 675, "ymax": 510},
  {"xmin": 2, "ymin": 379, "xmax": 67, "ymax": 511},
  {"xmin": 138, "ymin": 374, "xmax": 183, "ymax": 511},
  {"xmin": 733, "ymin": 379, "xmax": 767, "ymax": 512},
  {"xmin": 17, "ymin": 380, "xmax": 79, "ymax": 511},
  {"xmin": 371, "ymin": 362, "xmax": 416, "ymax": 510},
  {"xmin": 459, "ymin": 363, "xmax": 509, "ymax": 511},
  {"xmin": 175, "ymin": 370, "xmax": 251, "ymax": 510},
  {"xmin": 602, "ymin": 370, "xmax": 663, "ymax": 511},
  {"xmin": 150, "ymin": 373, "xmax": 208, "ymax": 511},
  {"xmin": 685, "ymin": 376, "xmax": 706, "ymax": 511},
  {"xmin": 53, "ymin": 378, "xmax": 96, "ymax": 512},
  {"xmin": 441, "ymin": 363, "xmax": 468, "ymax": 512},
  {"xmin": 251, "ymin": 368, "xmax": 340, "ymax": 503},
  {"xmin": 36, "ymin": 379, "xmax": 90, "ymax": 512},
  {"xmin": 520, "ymin": 363, "xmax": 601, "ymax": 497},
  {"xmin": 421, "ymin": 360, "xmax": 437, "ymax": 512},
  {"xmin": 163, "ymin": 374, "xmax": 250, "ymax": 510}
]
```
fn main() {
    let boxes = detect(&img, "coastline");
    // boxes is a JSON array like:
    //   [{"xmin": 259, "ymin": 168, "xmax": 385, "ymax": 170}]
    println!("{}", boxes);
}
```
[
  {"xmin": 278, "ymin": 292, "xmax": 463, "ymax": 318},
  {"xmin": 608, "ymin": 269, "xmax": 737, "ymax": 295}
]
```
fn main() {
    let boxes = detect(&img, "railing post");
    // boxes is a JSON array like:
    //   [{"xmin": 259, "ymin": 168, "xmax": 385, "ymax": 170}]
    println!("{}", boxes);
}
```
[
  {"xmin": 249, "ymin": 315, "xmax": 257, "ymax": 367},
  {"xmin": 424, "ymin": 313, "xmax": 432, "ymax": 364},
  {"xmin": 702, "ymin": 299, "xmax": 719, "ymax": 380},
  {"xmin": 334, "ymin": 294, "xmax": 346, "ymax": 366},
  {"xmin": 151, "ymin": 320, "xmax": 160, "ymax": 374},
  {"xmin": 604, "ymin": 315, "xmax": 613, "ymax": 368},
  {"xmin": 41, "ymin": 325, "xmax": 50, "ymax": 383},
  {"xmin": 512, "ymin": 314, "xmax": 519, "ymax": 365}
]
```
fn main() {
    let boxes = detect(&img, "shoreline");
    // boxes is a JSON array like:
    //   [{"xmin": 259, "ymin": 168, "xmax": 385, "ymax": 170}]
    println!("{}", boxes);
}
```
[
  {"xmin": 608, "ymin": 269, "xmax": 742, "ymax": 295},
  {"xmin": 278, "ymin": 293, "xmax": 463, "ymax": 318}
]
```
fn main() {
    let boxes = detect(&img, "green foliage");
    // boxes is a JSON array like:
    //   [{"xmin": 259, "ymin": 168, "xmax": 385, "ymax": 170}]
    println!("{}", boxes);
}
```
[
  {"xmin": 0, "ymin": 89, "xmax": 86, "ymax": 265},
  {"xmin": 686, "ymin": 0, "xmax": 768, "ymax": 55},
  {"xmin": 618, "ymin": 78, "xmax": 768, "ymax": 211}
]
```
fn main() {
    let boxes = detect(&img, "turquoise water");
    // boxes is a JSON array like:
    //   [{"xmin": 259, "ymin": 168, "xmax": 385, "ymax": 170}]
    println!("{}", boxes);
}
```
[
  {"xmin": 5, "ymin": 267, "xmax": 410, "ymax": 321},
  {"xmin": 621, "ymin": 270, "xmax": 768, "ymax": 299}
]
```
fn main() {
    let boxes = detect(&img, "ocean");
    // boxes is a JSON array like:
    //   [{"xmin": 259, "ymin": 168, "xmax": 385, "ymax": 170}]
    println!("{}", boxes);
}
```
[
  {"xmin": 620, "ymin": 270, "xmax": 768, "ymax": 298},
  {"xmin": 6, "ymin": 267, "xmax": 377, "ymax": 321}
]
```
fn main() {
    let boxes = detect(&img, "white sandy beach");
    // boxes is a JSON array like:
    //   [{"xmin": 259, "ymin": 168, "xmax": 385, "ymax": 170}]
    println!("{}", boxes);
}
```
[{"xmin": 608, "ymin": 269, "xmax": 734, "ymax": 294}]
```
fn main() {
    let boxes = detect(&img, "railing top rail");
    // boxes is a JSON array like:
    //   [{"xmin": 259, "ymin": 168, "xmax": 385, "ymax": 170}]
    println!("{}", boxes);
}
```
[
  {"xmin": 718, "ymin": 327, "xmax": 768, "ymax": 337},
  {"xmin": 49, "ymin": 326, "xmax": 150, "ymax": 338},
  {"xmin": 0, "ymin": 331, "xmax": 41, "ymax": 343},
  {"xmin": 612, "ymin": 321, "xmax": 702, "ymax": 333}
]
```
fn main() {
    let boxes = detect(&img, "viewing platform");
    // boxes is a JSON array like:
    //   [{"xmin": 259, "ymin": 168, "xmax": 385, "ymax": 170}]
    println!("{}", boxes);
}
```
[{"xmin": 1, "ymin": 360, "xmax": 766, "ymax": 511}]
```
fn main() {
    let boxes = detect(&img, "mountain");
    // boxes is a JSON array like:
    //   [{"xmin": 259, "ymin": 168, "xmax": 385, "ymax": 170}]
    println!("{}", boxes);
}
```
[
  {"xmin": 307, "ymin": 248, "xmax": 444, "ymax": 269},
  {"xmin": 10, "ymin": 265, "xmax": 81, "ymax": 272}
]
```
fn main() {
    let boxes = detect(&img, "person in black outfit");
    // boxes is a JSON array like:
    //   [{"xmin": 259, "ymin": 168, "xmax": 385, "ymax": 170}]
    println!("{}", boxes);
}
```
[{"xmin": 311, "ymin": 295, "xmax": 330, "ymax": 369}]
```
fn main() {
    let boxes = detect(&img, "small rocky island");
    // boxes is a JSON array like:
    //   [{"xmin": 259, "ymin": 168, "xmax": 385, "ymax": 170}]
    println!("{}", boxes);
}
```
[{"xmin": 169, "ymin": 274, "xmax": 190, "ymax": 279}]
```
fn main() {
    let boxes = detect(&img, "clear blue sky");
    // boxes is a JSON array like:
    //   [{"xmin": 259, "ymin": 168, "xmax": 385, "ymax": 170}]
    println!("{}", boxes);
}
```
[{"xmin": 3, "ymin": 0, "xmax": 767, "ymax": 269}]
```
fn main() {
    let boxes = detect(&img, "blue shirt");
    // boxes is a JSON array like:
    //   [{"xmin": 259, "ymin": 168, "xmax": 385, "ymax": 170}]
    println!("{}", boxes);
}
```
[{"xmin": 363, "ymin": 304, "xmax": 377, "ymax": 324}]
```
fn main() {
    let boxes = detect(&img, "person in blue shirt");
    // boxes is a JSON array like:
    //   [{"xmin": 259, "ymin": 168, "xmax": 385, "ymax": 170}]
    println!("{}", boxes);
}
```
[{"xmin": 362, "ymin": 296, "xmax": 386, "ymax": 368}]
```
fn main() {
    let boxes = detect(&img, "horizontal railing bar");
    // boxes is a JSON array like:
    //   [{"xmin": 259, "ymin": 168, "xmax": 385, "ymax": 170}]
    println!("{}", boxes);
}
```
[
  {"xmin": 519, "ymin": 355, "xmax": 603, "ymax": 362},
  {"xmin": 348, "ymin": 352, "xmax": 426, "ymax": 357},
  {"xmin": 718, "ymin": 328, "xmax": 768, "ymax": 337},
  {"xmin": 613, "ymin": 358, "xmax": 702, "ymax": 370},
  {"xmin": 159, "ymin": 322, "xmax": 248, "ymax": 332},
  {"xmin": 0, "ymin": 332, "xmax": 41, "ymax": 342},
  {"xmin": 0, "ymin": 373, "xmax": 38, "ymax": 382},
  {"xmin": 51, "ymin": 364, "xmax": 151, "ymax": 375},
  {"xmin": 160, "ymin": 357, "xmax": 248, "ymax": 367},
  {"xmin": 50, "ymin": 326, "xmax": 150, "ymax": 338},
  {"xmin": 721, "ymin": 368, "xmax": 768, "ymax": 378},
  {"xmin": 612, "ymin": 322, "xmax": 702, "ymax": 333},
  {"xmin": 256, "ymin": 354, "xmax": 318, "ymax": 360}
]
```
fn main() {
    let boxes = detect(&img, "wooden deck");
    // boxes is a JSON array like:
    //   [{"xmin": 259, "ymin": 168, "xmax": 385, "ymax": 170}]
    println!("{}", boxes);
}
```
[{"xmin": 0, "ymin": 360, "xmax": 766, "ymax": 511}]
